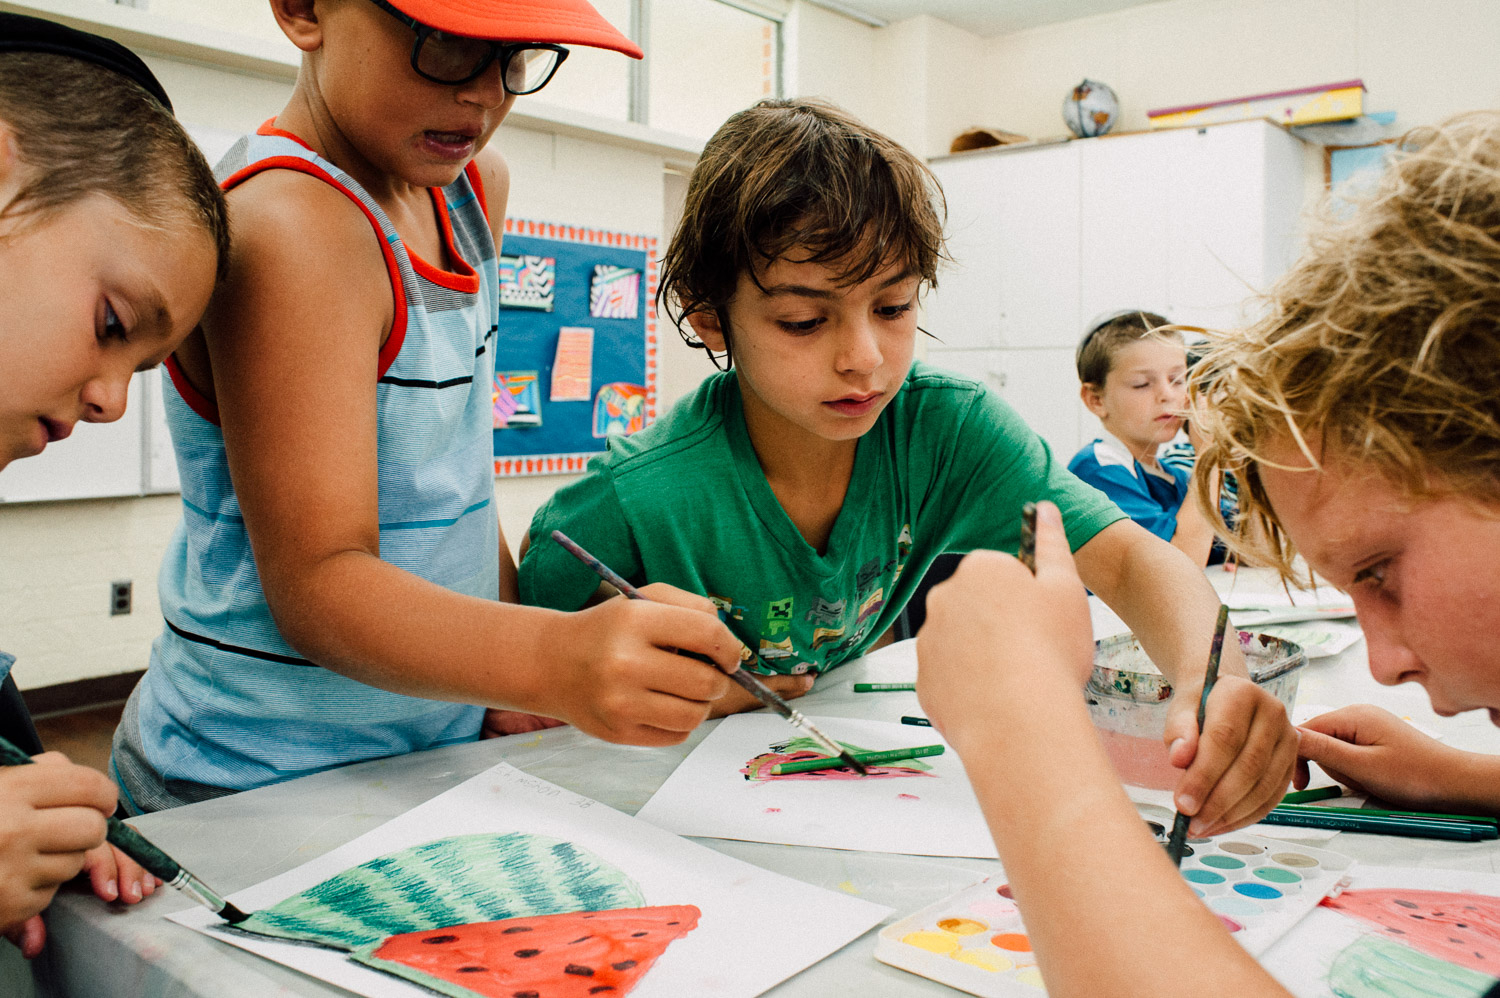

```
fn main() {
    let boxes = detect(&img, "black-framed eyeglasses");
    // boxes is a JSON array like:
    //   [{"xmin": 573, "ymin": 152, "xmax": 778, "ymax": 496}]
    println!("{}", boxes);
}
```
[{"xmin": 367, "ymin": 0, "xmax": 570, "ymax": 93}]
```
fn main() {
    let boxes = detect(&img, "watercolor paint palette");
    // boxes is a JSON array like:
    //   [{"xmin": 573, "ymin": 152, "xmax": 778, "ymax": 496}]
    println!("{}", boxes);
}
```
[{"xmin": 874, "ymin": 834, "xmax": 1352, "ymax": 997}]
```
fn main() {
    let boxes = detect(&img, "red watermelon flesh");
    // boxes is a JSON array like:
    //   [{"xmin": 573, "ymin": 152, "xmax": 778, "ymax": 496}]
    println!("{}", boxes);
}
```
[
  {"xmin": 1322, "ymin": 888, "xmax": 1500, "ymax": 975},
  {"xmin": 363, "ymin": 904, "xmax": 701, "ymax": 998}
]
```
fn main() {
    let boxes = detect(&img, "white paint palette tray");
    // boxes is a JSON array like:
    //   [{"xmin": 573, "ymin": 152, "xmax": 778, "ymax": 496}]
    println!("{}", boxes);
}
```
[{"xmin": 874, "ymin": 834, "xmax": 1353, "ymax": 997}]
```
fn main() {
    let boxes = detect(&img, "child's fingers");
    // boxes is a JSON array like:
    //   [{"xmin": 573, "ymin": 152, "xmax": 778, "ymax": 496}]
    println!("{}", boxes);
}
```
[
  {"xmin": 647, "ymin": 605, "xmax": 743, "ymax": 674},
  {"xmin": 17, "ymin": 913, "xmax": 46, "ymax": 960},
  {"xmin": 26, "ymin": 851, "xmax": 92, "ymax": 893},
  {"xmin": 637, "ymin": 646, "xmax": 732, "ymax": 704},
  {"xmin": 83, "ymin": 842, "xmax": 120, "ymax": 902},
  {"xmin": 19, "ymin": 761, "xmax": 118, "ymax": 816},
  {"xmin": 106, "ymin": 845, "xmax": 150, "ymax": 904},
  {"xmin": 1030, "ymin": 501, "xmax": 1079, "ymax": 582},
  {"xmin": 1192, "ymin": 716, "xmax": 1298, "ymax": 836},
  {"xmin": 32, "ymin": 805, "xmax": 109, "ymax": 856}
]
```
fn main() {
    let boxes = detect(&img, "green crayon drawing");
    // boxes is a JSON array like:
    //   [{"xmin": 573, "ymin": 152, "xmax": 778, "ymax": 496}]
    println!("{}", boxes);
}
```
[
  {"xmin": 1328, "ymin": 935, "xmax": 1493, "ymax": 998},
  {"xmin": 237, "ymin": 833, "xmax": 644, "ymax": 951}
]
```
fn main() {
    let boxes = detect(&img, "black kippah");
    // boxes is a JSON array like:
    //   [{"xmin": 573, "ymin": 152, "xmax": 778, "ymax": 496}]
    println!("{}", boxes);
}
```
[{"xmin": 0, "ymin": 12, "xmax": 173, "ymax": 113}]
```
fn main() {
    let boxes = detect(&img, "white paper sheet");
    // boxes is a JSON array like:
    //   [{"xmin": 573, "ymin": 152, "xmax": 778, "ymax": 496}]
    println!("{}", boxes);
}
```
[
  {"xmin": 636, "ymin": 714, "xmax": 999, "ymax": 858},
  {"xmin": 1261, "ymin": 866, "xmax": 1500, "ymax": 997},
  {"xmin": 170, "ymin": 762, "xmax": 890, "ymax": 998}
]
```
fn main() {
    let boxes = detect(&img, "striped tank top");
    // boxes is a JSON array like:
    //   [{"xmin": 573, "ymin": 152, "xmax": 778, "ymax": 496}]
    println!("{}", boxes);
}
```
[{"xmin": 120, "ymin": 123, "xmax": 499, "ymax": 806}]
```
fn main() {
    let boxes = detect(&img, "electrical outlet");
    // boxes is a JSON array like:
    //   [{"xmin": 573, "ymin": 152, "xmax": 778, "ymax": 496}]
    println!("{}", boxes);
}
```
[{"xmin": 110, "ymin": 579, "xmax": 132, "ymax": 616}]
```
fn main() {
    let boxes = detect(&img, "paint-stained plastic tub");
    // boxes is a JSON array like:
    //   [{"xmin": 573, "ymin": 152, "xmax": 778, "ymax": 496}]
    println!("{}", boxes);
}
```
[{"xmin": 1086, "ymin": 631, "xmax": 1307, "ymax": 790}]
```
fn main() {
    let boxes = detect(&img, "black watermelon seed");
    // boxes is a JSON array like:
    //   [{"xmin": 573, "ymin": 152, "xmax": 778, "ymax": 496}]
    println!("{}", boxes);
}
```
[
  {"xmin": 564, "ymin": 963, "xmax": 595, "ymax": 976},
  {"xmin": 1394, "ymin": 899, "xmax": 1419, "ymax": 909},
  {"xmin": 513, "ymin": 992, "xmax": 540, "ymax": 998},
  {"xmin": 589, "ymin": 988, "xmax": 617, "ymax": 994},
  {"xmin": 570, "ymin": 935, "xmax": 593, "ymax": 944},
  {"xmin": 612, "ymin": 960, "xmax": 638, "ymax": 971},
  {"xmin": 422, "ymin": 935, "xmax": 458, "ymax": 944},
  {"xmin": 514, "ymin": 949, "xmax": 541, "ymax": 958},
  {"xmin": 458, "ymin": 966, "xmax": 486, "ymax": 973},
  {"xmin": 502, "ymin": 926, "xmax": 534, "ymax": 934},
  {"xmin": 631, "ymin": 931, "xmax": 648, "ymax": 937}
]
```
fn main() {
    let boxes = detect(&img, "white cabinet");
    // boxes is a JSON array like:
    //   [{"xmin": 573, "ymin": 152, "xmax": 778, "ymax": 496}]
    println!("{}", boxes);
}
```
[
  {"xmin": 927, "ymin": 119, "xmax": 1305, "ymax": 460},
  {"xmin": 926, "ymin": 141, "xmax": 1081, "ymax": 351}
]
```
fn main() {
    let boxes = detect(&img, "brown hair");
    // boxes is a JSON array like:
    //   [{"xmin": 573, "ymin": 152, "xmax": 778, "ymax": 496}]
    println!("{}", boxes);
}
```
[
  {"xmin": 1075, "ymin": 310, "xmax": 1180, "ymax": 385},
  {"xmin": 1192, "ymin": 110, "xmax": 1500, "ymax": 578},
  {"xmin": 658, "ymin": 98, "xmax": 947, "ymax": 366},
  {"xmin": 0, "ymin": 51, "xmax": 229, "ymax": 277}
]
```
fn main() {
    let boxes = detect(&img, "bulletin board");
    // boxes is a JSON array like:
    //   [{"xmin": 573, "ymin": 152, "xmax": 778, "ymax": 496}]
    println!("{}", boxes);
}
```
[{"xmin": 491, "ymin": 218, "xmax": 658, "ymax": 477}]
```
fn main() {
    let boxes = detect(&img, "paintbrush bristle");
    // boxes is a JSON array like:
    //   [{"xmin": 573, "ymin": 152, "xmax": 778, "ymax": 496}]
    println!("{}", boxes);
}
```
[{"xmin": 840, "ymin": 750, "xmax": 870, "ymax": 775}]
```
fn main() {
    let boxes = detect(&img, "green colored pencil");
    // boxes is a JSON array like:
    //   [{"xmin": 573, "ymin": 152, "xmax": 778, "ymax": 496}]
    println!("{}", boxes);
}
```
[
  {"xmin": 1281, "ymin": 786, "xmax": 1343, "ymax": 805},
  {"xmin": 0, "ymin": 734, "xmax": 248, "ymax": 923},
  {"xmin": 853, "ymin": 683, "xmax": 916, "ymax": 692},
  {"xmin": 1261, "ymin": 808, "xmax": 1495, "ymax": 841},
  {"xmin": 1276, "ymin": 802, "xmax": 1499, "ymax": 828},
  {"xmin": 769, "ymin": 744, "xmax": 944, "ymax": 775}
]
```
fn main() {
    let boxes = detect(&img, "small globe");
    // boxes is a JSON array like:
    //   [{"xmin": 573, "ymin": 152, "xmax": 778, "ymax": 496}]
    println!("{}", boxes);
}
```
[{"xmin": 1063, "ymin": 79, "xmax": 1119, "ymax": 138}]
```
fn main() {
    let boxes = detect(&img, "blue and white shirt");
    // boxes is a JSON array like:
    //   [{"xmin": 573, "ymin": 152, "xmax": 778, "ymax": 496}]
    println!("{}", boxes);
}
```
[{"xmin": 1068, "ymin": 432, "xmax": 1189, "ymax": 543}]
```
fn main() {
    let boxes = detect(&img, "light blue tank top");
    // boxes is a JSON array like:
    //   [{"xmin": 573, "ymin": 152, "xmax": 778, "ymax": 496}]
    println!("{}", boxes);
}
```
[{"xmin": 131, "ymin": 124, "xmax": 498, "ymax": 795}]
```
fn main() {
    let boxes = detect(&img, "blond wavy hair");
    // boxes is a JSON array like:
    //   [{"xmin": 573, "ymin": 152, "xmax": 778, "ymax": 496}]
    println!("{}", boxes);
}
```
[{"xmin": 1191, "ymin": 110, "xmax": 1500, "ymax": 579}]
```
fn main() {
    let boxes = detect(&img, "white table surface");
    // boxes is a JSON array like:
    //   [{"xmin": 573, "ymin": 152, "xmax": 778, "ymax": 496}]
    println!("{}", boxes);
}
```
[{"xmin": 22, "ymin": 571, "xmax": 1500, "ymax": 997}]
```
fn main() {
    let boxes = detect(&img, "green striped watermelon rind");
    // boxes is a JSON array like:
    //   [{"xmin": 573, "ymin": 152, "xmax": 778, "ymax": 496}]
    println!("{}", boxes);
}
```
[{"xmin": 234, "ymin": 833, "xmax": 645, "ymax": 951}]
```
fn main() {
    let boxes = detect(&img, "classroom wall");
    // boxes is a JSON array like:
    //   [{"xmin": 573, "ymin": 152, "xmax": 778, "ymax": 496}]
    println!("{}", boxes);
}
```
[{"xmin": 978, "ymin": 0, "xmax": 1500, "ymax": 143}]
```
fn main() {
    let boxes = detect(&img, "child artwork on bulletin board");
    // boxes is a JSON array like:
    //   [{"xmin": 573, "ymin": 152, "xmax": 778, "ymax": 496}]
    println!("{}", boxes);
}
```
[
  {"xmin": 493, "ymin": 220, "xmax": 656, "ymax": 477},
  {"xmin": 591, "ymin": 264, "xmax": 641, "ymax": 319},
  {"xmin": 498, "ymin": 254, "xmax": 555, "ymax": 311},
  {"xmin": 549, "ymin": 326, "xmax": 595, "ymax": 402},
  {"xmin": 593, "ymin": 382, "xmax": 648, "ymax": 438},
  {"xmin": 492, "ymin": 371, "xmax": 542, "ymax": 429}
]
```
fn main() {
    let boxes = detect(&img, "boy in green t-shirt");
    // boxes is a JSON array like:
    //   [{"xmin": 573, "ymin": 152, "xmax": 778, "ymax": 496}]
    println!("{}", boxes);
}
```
[{"xmin": 521, "ymin": 98, "xmax": 1297, "ymax": 837}]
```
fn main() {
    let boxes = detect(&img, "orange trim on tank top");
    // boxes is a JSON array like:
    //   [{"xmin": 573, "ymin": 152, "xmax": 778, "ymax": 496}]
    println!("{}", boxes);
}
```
[
  {"xmin": 256, "ymin": 119, "xmax": 481, "ymax": 295},
  {"xmin": 164, "ymin": 355, "xmax": 221, "ymax": 427},
  {"xmin": 219, "ymin": 154, "xmax": 411, "ymax": 380},
  {"xmin": 408, "ymin": 188, "xmax": 480, "ymax": 293},
  {"xmin": 464, "ymin": 160, "xmax": 489, "ymax": 220}
]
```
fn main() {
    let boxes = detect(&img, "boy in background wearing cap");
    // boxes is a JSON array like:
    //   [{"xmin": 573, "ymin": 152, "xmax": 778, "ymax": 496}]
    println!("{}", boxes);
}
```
[{"xmin": 111, "ymin": 0, "xmax": 745, "ymax": 814}]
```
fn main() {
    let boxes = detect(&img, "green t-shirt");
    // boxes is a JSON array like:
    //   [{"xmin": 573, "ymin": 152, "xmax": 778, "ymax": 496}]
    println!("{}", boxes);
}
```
[{"xmin": 520, "ymin": 361, "xmax": 1125, "ymax": 673}]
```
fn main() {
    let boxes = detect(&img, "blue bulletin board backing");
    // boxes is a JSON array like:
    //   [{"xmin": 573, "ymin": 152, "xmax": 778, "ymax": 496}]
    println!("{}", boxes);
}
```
[{"xmin": 492, "ymin": 218, "xmax": 658, "ymax": 477}]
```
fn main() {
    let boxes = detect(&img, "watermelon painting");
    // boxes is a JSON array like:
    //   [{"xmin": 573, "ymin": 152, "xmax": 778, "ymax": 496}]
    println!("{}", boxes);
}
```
[
  {"xmin": 1322, "ymin": 888, "xmax": 1500, "ymax": 976},
  {"xmin": 1325, "ymin": 934, "xmax": 1494, "ymax": 998},
  {"xmin": 741, "ymin": 737, "xmax": 936, "ymax": 782},
  {"xmin": 237, "ymin": 834, "xmax": 645, "ymax": 950},
  {"xmin": 356, "ymin": 905, "xmax": 701, "ymax": 998}
]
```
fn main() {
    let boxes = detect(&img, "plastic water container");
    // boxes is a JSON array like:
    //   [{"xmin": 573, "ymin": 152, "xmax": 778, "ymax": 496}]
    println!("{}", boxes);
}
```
[{"xmin": 1087, "ymin": 631, "xmax": 1307, "ymax": 790}]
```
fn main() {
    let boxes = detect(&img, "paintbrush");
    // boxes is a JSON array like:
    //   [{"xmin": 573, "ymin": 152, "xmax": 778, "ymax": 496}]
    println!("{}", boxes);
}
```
[
  {"xmin": 551, "ymin": 530, "xmax": 870, "ymax": 775},
  {"xmin": 0, "ymin": 734, "xmax": 248, "ymax": 923},
  {"xmin": 1018, "ymin": 501, "xmax": 1037, "ymax": 574},
  {"xmin": 1166, "ymin": 603, "xmax": 1230, "ymax": 867}
]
